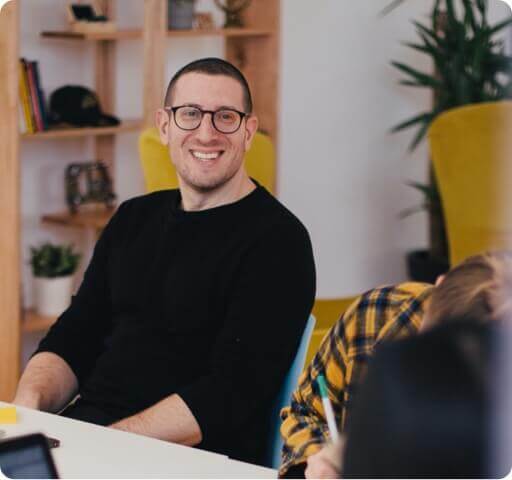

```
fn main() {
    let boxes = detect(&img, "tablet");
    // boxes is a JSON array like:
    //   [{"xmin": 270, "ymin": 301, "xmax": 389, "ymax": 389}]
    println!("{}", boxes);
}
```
[{"xmin": 0, "ymin": 433, "xmax": 59, "ymax": 479}]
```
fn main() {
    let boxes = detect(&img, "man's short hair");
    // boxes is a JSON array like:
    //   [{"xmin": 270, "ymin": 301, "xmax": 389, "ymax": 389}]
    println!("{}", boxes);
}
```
[
  {"xmin": 164, "ymin": 57, "xmax": 253, "ymax": 113},
  {"xmin": 427, "ymin": 251, "xmax": 512, "ymax": 327}
]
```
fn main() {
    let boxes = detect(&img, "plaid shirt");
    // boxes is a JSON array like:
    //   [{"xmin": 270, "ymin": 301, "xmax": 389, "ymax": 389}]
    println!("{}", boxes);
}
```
[{"xmin": 279, "ymin": 282, "xmax": 433, "ymax": 477}]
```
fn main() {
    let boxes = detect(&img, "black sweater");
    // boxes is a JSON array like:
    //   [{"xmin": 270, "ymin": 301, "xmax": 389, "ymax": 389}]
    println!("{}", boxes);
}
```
[{"xmin": 36, "ymin": 184, "xmax": 316, "ymax": 465}]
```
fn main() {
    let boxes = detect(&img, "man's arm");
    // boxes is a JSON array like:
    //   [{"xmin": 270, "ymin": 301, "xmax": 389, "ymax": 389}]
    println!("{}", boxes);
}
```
[
  {"xmin": 29, "ymin": 203, "xmax": 128, "ymax": 390},
  {"xmin": 12, "ymin": 352, "xmax": 78, "ymax": 412},
  {"xmin": 111, "ymin": 394, "xmax": 201, "ymax": 446}
]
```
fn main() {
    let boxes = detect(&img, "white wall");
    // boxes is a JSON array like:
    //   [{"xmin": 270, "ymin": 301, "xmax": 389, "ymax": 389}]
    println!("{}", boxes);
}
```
[
  {"xmin": 17, "ymin": 0, "xmax": 512, "ymax": 323},
  {"xmin": 279, "ymin": 0, "xmax": 512, "ymax": 297}
]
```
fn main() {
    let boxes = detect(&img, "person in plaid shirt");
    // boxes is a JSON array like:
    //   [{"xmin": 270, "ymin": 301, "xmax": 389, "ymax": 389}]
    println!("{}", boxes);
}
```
[{"xmin": 279, "ymin": 251, "xmax": 512, "ymax": 478}]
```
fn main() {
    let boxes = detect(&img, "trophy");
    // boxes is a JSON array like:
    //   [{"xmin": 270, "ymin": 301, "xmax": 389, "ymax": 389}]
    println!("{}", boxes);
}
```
[{"xmin": 214, "ymin": 0, "xmax": 251, "ymax": 28}]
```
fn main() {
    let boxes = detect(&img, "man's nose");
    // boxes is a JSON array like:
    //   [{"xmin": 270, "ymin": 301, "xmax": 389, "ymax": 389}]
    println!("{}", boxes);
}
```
[{"xmin": 195, "ymin": 112, "xmax": 218, "ymax": 141}]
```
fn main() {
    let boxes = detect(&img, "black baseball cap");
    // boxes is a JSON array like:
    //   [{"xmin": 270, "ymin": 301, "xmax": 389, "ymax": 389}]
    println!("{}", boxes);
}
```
[{"xmin": 49, "ymin": 85, "xmax": 120, "ymax": 127}]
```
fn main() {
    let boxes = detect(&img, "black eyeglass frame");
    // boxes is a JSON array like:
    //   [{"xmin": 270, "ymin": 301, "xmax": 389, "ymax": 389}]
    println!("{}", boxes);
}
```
[{"xmin": 164, "ymin": 105, "xmax": 249, "ymax": 134}]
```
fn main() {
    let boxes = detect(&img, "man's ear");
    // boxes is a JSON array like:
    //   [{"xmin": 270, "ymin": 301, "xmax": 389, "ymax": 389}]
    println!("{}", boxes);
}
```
[
  {"xmin": 156, "ymin": 108, "xmax": 170, "ymax": 146},
  {"xmin": 244, "ymin": 114, "xmax": 259, "ymax": 152}
]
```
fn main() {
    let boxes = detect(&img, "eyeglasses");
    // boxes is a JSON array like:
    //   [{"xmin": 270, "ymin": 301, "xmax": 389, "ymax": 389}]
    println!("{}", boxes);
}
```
[{"xmin": 165, "ymin": 105, "xmax": 248, "ymax": 134}]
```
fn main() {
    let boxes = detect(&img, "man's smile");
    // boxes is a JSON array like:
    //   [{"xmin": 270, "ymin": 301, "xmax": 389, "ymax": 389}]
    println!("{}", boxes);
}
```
[{"xmin": 190, "ymin": 149, "xmax": 224, "ymax": 161}]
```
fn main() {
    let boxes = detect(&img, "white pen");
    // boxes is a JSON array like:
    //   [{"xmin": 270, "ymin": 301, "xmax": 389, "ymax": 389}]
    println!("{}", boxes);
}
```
[{"xmin": 317, "ymin": 374, "xmax": 340, "ymax": 443}]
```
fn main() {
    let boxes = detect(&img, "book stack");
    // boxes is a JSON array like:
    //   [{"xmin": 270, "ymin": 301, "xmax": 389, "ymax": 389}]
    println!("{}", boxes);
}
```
[{"xmin": 18, "ymin": 58, "xmax": 48, "ymax": 134}]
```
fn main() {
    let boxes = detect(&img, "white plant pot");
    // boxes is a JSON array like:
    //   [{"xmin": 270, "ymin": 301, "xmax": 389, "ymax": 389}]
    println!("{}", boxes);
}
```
[{"xmin": 33, "ymin": 275, "xmax": 74, "ymax": 318}]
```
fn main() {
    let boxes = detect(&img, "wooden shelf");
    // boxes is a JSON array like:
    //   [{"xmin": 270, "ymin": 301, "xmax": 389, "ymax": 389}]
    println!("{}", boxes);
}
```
[
  {"xmin": 41, "ymin": 28, "xmax": 271, "ymax": 41},
  {"xmin": 21, "ymin": 119, "xmax": 143, "ymax": 140},
  {"xmin": 167, "ymin": 28, "xmax": 271, "ymax": 38},
  {"xmin": 42, "ymin": 208, "xmax": 114, "ymax": 230},
  {"xmin": 23, "ymin": 309, "xmax": 57, "ymax": 333}
]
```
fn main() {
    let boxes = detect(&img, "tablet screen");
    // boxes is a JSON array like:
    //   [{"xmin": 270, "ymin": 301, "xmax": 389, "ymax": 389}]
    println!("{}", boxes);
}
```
[{"xmin": 0, "ymin": 434, "xmax": 59, "ymax": 479}]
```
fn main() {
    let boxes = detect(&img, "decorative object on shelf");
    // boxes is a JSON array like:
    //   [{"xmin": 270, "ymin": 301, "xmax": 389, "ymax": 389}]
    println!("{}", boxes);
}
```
[
  {"xmin": 65, "ymin": 161, "xmax": 116, "ymax": 214},
  {"xmin": 214, "ymin": 0, "xmax": 251, "ymax": 28},
  {"xmin": 49, "ymin": 85, "xmax": 120, "ymax": 128},
  {"xmin": 384, "ymin": 0, "xmax": 512, "ymax": 280},
  {"xmin": 30, "ymin": 242, "xmax": 81, "ymax": 317},
  {"xmin": 168, "ymin": 0, "xmax": 196, "ymax": 30},
  {"xmin": 194, "ymin": 12, "xmax": 215, "ymax": 30},
  {"xmin": 67, "ymin": 2, "xmax": 116, "ymax": 33}
]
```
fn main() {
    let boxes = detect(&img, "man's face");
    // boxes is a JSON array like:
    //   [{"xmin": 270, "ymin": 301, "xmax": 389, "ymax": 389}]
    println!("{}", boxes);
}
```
[{"xmin": 156, "ymin": 73, "xmax": 258, "ymax": 192}]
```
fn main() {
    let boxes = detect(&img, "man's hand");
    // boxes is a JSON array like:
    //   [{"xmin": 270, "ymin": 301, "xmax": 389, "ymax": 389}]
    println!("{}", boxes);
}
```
[{"xmin": 305, "ymin": 440, "xmax": 344, "ymax": 479}]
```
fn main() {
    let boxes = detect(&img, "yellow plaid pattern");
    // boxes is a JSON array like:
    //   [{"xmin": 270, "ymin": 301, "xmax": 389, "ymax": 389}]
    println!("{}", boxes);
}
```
[{"xmin": 279, "ymin": 282, "xmax": 433, "ymax": 476}]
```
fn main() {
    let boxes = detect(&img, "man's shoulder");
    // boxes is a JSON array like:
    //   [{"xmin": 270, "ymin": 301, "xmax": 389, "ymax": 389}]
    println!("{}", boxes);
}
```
[
  {"xmin": 107, "ymin": 190, "xmax": 178, "ymax": 232},
  {"xmin": 255, "ymin": 187, "xmax": 311, "ymax": 239},
  {"xmin": 119, "ymin": 189, "xmax": 178, "ymax": 211}
]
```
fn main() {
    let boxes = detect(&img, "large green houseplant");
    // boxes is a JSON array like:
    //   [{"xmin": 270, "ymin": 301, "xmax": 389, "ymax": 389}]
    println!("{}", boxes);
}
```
[{"xmin": 386, "ymin": 0, "xmax": 512, "ymax": 279}]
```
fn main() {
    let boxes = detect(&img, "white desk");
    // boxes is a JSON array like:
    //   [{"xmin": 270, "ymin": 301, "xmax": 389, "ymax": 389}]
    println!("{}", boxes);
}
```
[{"xmin": 0, "ymin": 402, "xmax": 276, "ymax": 478}]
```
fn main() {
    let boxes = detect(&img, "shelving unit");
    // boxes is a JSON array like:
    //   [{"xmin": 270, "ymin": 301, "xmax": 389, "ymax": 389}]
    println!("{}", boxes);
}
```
[
  {"xmin": 21, "ymin": 119, "xmax": 143, "ymax": 140},
  {"xmin": 23, "ymin": 310, "xmax": 57, "ymax": 334},
  {"xmin": 42, "ymin": 209, "xmax": 114, "ymax": 230},
  {"xmin": 41, "ymin": 28, "xmax": 272, "ymax": 41},
  {"xmin": 0, "ymin": 0, "xmax": 280, "ymax": 401}
]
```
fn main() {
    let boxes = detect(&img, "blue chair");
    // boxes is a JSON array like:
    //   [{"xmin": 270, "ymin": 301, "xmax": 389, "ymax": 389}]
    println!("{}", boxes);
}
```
[{"xmin": 265, "ymin": 314, "xmax": 316, "ymax": 469}]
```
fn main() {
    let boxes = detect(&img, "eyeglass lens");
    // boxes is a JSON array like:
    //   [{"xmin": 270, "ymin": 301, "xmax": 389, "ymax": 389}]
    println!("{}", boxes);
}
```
[{"xmin": 175, "ymin": 106, "xmax": 242, "ymax": 133}]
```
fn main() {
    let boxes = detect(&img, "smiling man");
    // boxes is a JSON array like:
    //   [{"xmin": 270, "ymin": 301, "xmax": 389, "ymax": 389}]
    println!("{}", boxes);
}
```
[{"xmin": 13, "ymin": 58, "xmax": 316, "ymax": 466}]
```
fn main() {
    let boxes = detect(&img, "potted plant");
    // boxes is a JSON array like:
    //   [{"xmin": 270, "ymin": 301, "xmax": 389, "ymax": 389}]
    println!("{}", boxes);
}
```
[
  {"xmin": 30, "ymin": 242, "xmax": 81, "ymax": 317},
  {"xmin": 385, "ymin": 0, "xmax": 512, "ymax": 281}
]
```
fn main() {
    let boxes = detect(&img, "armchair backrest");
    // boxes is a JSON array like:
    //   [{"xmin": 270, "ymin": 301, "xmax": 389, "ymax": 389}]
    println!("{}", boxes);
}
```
[{"xmin": 138, "ymin": 127, "xmax": 276, "ymax": 194}]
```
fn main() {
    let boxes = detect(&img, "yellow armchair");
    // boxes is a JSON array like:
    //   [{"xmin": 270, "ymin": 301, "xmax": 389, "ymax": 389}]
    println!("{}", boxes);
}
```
[
  {"xmin": 429, "ymin": 101, "xmax": 512, "ymax": 266},
  {"xmin": 138, "ymin": 127, "xmax": 276, "ymax": 194}
]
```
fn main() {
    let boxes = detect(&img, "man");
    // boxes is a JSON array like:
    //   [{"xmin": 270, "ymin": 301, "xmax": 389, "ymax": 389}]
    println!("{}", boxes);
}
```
[
  {"xmin": 14, "ymin": 58, "xmax": 316, "ymax": 466},
  {"xmin": 279, "ymin": 251, "xmax": 511, "ymax": 478}
]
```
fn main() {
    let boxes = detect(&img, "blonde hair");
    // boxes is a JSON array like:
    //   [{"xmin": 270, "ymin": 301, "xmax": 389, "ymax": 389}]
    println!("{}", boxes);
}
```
[{"xmin": 427, "ymin": 251, "xmax": 512, "ymax": 327}]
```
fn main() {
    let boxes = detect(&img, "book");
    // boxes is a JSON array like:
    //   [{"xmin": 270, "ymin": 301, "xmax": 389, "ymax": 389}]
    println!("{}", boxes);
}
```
[
  {"xmin": 18, "ymin": 101, "xmax": 27, "ymax": 134},
  {"xmin": 18, "ymin": 59, "xmax": 34, "ymax": 134},
  {"xmin": 31, "ymin": 61, "xmax": 48, "ymax": 131},
  {"xmin": 26, "ymin": 61, "xmax": 43, "ymax": 132}
]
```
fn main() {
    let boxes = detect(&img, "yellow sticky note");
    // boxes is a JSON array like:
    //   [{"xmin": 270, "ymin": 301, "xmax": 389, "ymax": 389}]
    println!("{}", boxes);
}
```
[{"xmin": 0, "ymin": 407, "xmax": 17, "ymax": 424}]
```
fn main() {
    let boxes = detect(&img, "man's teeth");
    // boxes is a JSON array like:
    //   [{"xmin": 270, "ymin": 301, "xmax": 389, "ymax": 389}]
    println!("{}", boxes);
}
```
[{"xmin": 192, "ymin": 151, "xmax": 220, "ymax": 160}]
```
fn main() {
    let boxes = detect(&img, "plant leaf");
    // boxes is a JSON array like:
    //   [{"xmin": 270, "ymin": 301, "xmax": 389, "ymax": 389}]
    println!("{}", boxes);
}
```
[
  {"xmin": 409, "ymin": 119, "xmax": 432, "ymax": 151},
  {"xmin": 461, "ymin": 0, "xmax": 477, "ymax": 33},
  {"xmin": 487, "ymin": 16, "xmax": 512, "ymax": 36},
  {"xmin": 392, "ymin": 61, "xmax": 443, "ymax": 88},
  {"xmin": 390, "ymin": 112, "xmax": 433, "ymax": 133},
  {"xmin": 378, "ymin": 0, "xmax": 407, "ymax": 17}
]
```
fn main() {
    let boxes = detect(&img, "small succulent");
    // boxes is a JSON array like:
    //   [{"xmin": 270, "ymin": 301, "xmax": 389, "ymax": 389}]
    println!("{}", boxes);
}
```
[{"xmin": 30, "ymin": 242, "xmax": 81, "ymax": 278}]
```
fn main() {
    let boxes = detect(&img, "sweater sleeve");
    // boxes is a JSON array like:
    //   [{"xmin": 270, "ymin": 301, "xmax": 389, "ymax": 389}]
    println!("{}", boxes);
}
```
[
  {"xmin": 176, "ymin": 219, "xmax": 316, "ymax": 452},
  {"xmin": 35, "ymin": 202, "xmax": 126, "ymax": 383}
]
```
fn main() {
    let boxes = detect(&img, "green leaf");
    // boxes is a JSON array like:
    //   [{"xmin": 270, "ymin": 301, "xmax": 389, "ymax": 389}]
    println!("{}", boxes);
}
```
[
  {"xmin": 413, "ymin": 20, "xmax": 443, "ymax": 47},
  {"xmin": 406, "ymin": 181, "xmax": 438, "ymax": 201},
  {"xmin": 29, "ymin": 242, "xmax": 81, "ymax": 277},
  {"xmin": 399, "ymin": 204, "xmax": 428, "ymax": 219},
  {"xmin": 409, "ymin": 119, "xmax": 432, "ymax": 151},
  {"xmin": 461, "ymin": 0, "xmax": 477, "ymax": 33},
  {"xmin": 488, "ymin": 16, "xmax": 512, "ymax": 36},
  {"xmin": 391, "ymin": 112, "xmax": 433, "ymax": 133},
  {"xmin": 391, "ymin": 61, "xmax": 443, "ymax": 88},
  {"xmin": 445, "ymin": 0, "xmax": 458, "ymax": 28},
  {"xmin": 378, "ymin": 0, "xmax": 407, "ymax": 17}
]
